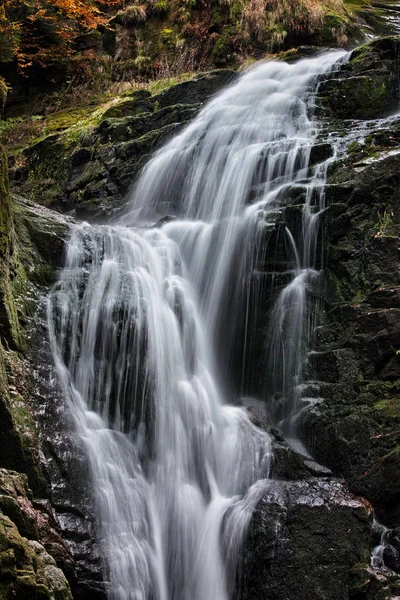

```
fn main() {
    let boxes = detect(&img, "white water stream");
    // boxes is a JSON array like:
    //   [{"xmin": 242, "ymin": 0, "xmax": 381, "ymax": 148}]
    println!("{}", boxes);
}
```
[{"xmin": 48, "ymin": 51, "xmax": 346, "ymax": 599}]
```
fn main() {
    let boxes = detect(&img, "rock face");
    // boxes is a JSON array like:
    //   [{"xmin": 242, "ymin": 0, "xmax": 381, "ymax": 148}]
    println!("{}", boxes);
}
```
[
  {"xmin": 27, "ymin": 301, "xmax": 106, "ymax": 600},
  {"xmin": 292, "ymin": 37, "xmax": 400, "ymax": 529},
  {"xmin": 301, "ymin": 138, "xmax": 400, "ymax": 527},
  {"xmin": 237, "ymin": 36, "xmax": 400, "ymax": 598},
  {"xmin": 10, "ymin": 70, "xmax": 237, "ymax": 219},
  {"xmin": 0, "ymin": 141, "xmax": 75, "ymax": 598},
  {"xmin": 240, "ymin": 407, "xmax": 398, "ymax": 599}
]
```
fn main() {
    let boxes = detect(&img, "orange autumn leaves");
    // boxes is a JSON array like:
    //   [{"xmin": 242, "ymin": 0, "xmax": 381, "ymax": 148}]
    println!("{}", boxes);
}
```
[{"xmin": 0, "ymin": 0, "xmax": 121, "ymax": 71}]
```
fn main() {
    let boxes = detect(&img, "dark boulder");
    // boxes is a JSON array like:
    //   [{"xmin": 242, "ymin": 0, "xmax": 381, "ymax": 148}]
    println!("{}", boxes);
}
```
[
  {"xmin": 240, "ymin": 478, "xmax": 392, "ymax": 600},
  {"xmin": 73, "ymin": 30, "xmax": 103, "ymax": 52}
]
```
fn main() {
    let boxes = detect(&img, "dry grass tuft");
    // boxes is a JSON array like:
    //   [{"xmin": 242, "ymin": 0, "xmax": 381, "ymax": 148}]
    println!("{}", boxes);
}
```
[
  {"xmin": 222, "ymin": 0, "xmax": 347, "ymax": 45},
  {"xmin": 115, "ymin": 4, "xmax": 147, "ymax": 26},
  {"xmin": 242, "ymin": 0, "xmax": 268, "ymax": 40}
]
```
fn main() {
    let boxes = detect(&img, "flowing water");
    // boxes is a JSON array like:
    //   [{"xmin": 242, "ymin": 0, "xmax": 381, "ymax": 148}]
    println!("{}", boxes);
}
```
[{"xmin": 48, "ymin": 51, "xmax": 346, "ymax": 599}]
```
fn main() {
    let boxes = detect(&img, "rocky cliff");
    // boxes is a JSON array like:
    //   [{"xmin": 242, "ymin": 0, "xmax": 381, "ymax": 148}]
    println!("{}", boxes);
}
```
[{"xmin": 0, "ymin": 140, "xmax": 73, "ymax": 597}]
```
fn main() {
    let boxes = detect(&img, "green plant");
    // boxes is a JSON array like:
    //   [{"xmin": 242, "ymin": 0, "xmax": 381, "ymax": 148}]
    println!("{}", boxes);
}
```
[
  {"xmin": 152, "ymin": 0, "xmax": 169, "ymax": 16},
  {"xmin": 373, "ymin": 208, "xmax": 394, "ymax": 238}
]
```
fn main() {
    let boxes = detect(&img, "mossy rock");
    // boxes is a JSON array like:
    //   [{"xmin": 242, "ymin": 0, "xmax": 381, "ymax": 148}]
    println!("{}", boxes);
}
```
[
  {"xmin": 0, "ymin": 151, "xmax": 70, "ymax": 496},
  {"xmin": 154, "ymin": 70, "xmax": 237, "ymax": 109},
  {"xmin": 0, "ymin": 147, "xmax": 12, "ymax": 258},
  {"xmin": 319, "ymin": 36, "xmax": 400, "ymax": 120},
  {"xmin": 0, "ymin": 147, "xmax": 28, "ymax": 351},
  {"xmin": 320, "ymin": 73, "xmax": 397, "ymax": 119},
  {"xmin": 101, "ymin": 90, "xmax": 152, "ymax": 119},
  {"xmin": 349, "ymin": 564, "xmax": 392, "ymax": 600},
  {"xmin": 0, "ymin": 512, "xmax": 72, "ymax": 600}
]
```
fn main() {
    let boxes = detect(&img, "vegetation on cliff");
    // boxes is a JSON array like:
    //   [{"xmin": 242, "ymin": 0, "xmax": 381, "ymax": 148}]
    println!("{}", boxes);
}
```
[
  {"xmin": 0, "ymin": 0, "xmax": 357, "ymax": 74},
  {"xmin": 0, "ymin": 0, "xmax": 367, "ymax": 123}
]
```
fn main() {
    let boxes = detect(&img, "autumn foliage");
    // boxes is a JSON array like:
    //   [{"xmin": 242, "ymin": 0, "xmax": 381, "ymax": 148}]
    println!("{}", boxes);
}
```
[{"xmin": 0, "ymin": 0, "xmax": 121, "ymax": 71}]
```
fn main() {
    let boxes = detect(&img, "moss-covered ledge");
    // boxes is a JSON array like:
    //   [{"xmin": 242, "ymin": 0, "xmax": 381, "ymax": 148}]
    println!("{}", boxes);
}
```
[
  {"xmin": 318, "ymin": 36, "xmax": 400, "ymax": 120},
  {"xmin": 7, "ymin": 70, "xmax": 237, "ymax": 218}
]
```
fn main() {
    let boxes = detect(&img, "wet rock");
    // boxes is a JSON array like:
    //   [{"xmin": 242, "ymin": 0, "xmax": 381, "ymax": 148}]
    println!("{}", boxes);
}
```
[
  {"xmin": 246, "ymin": 401, "xmax": 334, "ymax": 481},
  {"xmin": 302, "ymin": 459, "xmax": 333, "ymax": 477},
  {"xmin": 17, "ymin": 196, "xmax": 73, "ymax": 274},
  {"xmin": 306, "ymin": 348, "xmax": 359, "ymax": 384},
  {"xmin": 297, "ymin": 113, "xmax": 400, "ymax": 530},
  {"xmin": 348, "ymin": 565, "xmax": 392, "ymax": 600},
  {"xmin": 309, "ymin": 142, "xmax": 334, "ymax": 166},
  {"xmin": 239, "ymin": 478, "xmax": 384, "ymax": 600},
  {"xmin": 366, "ymin": 286, "xmax": 400, "ymax": 309},
  {"xmin": 320, "ymin": 73, "xmax": 397, "ymax": 120},
  {"xmin": 0, "ymin": 161, "xmax": 56, "ymax": 498},
  {"xmin": 384, "ymin": 528, "xmax": 400, "ymax": 571},
  {"xmin": 26, "ymin": 302, "xmax": 107, "ymax": 600},
  {"xmin": 98, "ymin": 103, "xmax": 200, "ymax": 144},
  {"xmin": 269, "ymin": 434, "xmax": 311, "ymax": 481}
]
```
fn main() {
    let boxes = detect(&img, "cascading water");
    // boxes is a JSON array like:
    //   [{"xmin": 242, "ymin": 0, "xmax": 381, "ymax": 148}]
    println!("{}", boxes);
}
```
[{"xmin": 48, "ymin": 51, "xmax": 346, "ymax": 599}]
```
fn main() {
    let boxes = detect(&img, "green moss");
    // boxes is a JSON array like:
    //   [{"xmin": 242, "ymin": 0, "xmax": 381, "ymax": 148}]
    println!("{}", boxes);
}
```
[
  {"xmin": 101, "ymin": 91, "xmax": 152, "ymax": 119},
  {"xmin": 147, "ymin": 72, "xmax": 196, "ymax": 95},
  {"xmin": 228, "ymin": 2, "xmax": 242, "ymax": 23},
  {"xmin": 0, "ymin": 511, "xmax": 72, "ymax": 599},
  {"xmin": 0, "ymin": 148, "xmax": 27, "ymax": 350},
  {"xmin": 11, "ymin": 396, "xmax": 37, "ymax": 439},
  {"xmin": 323, "ymin": 73, "xmax": 395, "ymax": 119},
  {"xmin": 0, "ymin": 148, "xmax": 11, "ymax": 258},
  {"xmin": 374, "ymin": 397, "xmax": 400, "ymax": 419},
  {"xmin": 374, "ymin": 399, "xmax": 387, "ymax": 410},
  {"xmin": 152, "ymin": 1, "xmax": 169, "ymax": 16},
  {"xmin": 211, "ymin": 26, "xmax": 238, "ymax": 63},
  {"xmin": 325, "ymin": 12, "xmax": 346, "ymax": 28},
  {"xmin": 350, "ymin": 42, "xmax": 371, "ymax": 63},
  {"xmin": 344, "ymin": 0, "xmax": 370, "ymax": 13},
  {"xmin": 0, "ymin": 344, "xmax": 48, "ymax": 496}
]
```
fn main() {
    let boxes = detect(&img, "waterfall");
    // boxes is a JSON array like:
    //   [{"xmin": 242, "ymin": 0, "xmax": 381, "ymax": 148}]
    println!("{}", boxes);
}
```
[{"xmin": 48, "ymin": 51, "xmax": 346, "ymax": 600}]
